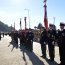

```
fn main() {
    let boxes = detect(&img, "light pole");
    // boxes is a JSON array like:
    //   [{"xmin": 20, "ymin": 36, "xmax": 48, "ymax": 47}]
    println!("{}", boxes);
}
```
[
  {"xmin": 24, "ymin": 8, "xmax": 30, "ymax": 28},
  {"xmin": 53, "ymin": 17, "xmax": 55, "ymax": 25}
]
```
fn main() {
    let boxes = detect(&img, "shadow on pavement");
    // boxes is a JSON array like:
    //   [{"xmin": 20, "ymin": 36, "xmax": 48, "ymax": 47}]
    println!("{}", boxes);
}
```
[
  {"xmin": 44, "ymin": 58, "xmax": 58, "ymax": 65},
  {"xmin": 20, "ymin": 46, "xmax": 45, "ymax": 65},
  {"xmin": 8, "ymin": 41, "xmax": 18, "ymax": 52}
]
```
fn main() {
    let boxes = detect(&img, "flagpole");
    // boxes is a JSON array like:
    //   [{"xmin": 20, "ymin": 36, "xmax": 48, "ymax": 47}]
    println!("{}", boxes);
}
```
[{"xmin": 43, "ymin": 0, "xmax": 48, "ymax": 31}]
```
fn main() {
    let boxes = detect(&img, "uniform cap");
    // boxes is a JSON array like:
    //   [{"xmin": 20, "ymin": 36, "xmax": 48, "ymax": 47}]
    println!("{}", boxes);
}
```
[
  {"xmin": 60, "ymin": 22, "xmax": 65, "ymax": 26},
  {"xmin": 49, "ymin": 24, "xmax": 54, "ymax": 27}
]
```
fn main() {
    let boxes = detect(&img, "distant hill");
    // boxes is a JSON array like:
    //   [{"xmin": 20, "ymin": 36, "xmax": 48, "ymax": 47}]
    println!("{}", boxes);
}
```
[{"xmin": 0, "ymin": 21, "xmax": 11, "ymax": 32}]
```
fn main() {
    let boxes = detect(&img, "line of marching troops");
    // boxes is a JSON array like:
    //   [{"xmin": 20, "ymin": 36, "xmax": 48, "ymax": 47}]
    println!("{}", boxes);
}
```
[
  {"xmin": 9, "ymin": 22, "xmax": 65, "ymax": 65},
  {"xmin": 10, "ymin": 28, "xmax": 34, "ymax": 52}
]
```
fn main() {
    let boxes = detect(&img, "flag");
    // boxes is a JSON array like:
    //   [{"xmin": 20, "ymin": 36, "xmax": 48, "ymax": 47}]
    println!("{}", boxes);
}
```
[
  {"xmin": 44, "ymin": 3, "xmax": 48, "ymax": 31},
  {"xmin": 44, "ymin": 16, "xmax": 48, "ymax": 31}
]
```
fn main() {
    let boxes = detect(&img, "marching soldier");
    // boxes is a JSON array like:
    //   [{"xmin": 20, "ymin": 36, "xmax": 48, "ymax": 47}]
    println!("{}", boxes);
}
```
[
  {"xmin": 14, "ymin": 31, "xmax": 18, "ymax": 44},
  {"xmin": 2, "ymin": 33, "xmax": 4, "ymax": 37},
  {"xmin": 18, "ymin": 30, "xmax": 22, "ymax": 45},
  {"xmin": 19, "ymin": 31, "xmax": 26, "ymax": 46},
  {"xmin": 40, "ymin": 27, "xmax": 47, "ymax": 58},
  {"xmin": 0, "ymin": 32, "xmax": 1, "ymax": 40},
  {"xmin": 57, "ymin": 23, "xmax": 65, "ymax": 65},
  {"xmin": 26, "ymin": 28, "xmax": 34, "ymax": 52},
  {"xmin": 47, "ymin": 24, "xmax": 56, "ymax": 61},
  {"xmin": 10, "ymin": 31, "xmax": 15, "ymax": 42}
]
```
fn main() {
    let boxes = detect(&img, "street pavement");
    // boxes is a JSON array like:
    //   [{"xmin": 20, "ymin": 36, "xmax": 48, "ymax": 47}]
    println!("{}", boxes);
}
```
[{"xmin": 0, "ymin": 35, "xmax": 60, "ymax": 65}]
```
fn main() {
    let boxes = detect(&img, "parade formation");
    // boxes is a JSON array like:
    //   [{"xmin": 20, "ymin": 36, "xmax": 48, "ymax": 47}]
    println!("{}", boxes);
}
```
[{"xmin": 0, "ymin": 0, "xmax": 65, "ymax": 65}]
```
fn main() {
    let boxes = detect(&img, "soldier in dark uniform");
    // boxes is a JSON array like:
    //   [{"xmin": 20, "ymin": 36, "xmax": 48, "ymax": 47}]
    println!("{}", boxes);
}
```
[
  {"xmin": 10, "ymin": 31, "xmax": 15, "ymax": 42},
  {"xmin": 19, "ymin": 31, "xmax": 26, "ymax": 46},
  {"xmin": 14, "ymin": 31, "xmax": 18, "ymax": 44},
  {"xmin": 40, "ymin": 27, "xmax": 47, "ymax": 58},
  {"xmin": 0, "ymin": 32, "xmax": 1, "ymax": 40},
  {"xmin": 19, "ymin": 30, "xmax": 22, "ymax": 46},
  {"xmin": 2, "ymin": 33, "xmax": 4, "ymax": 37},
  {"xmin": 47, "ymin": 24, "xmax": 56, "ymax": 61},
  {"xmin": 26, "ymin": 28, "xmax": 34, "ymax": 52},
  {"xmin": 57, "ymin": 23, "xmax": 65, "ymax": 65}
]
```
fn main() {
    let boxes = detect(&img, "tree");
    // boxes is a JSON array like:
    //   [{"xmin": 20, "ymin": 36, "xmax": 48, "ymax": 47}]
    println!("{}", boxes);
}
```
[{"xmin": 0, "ymin": 21, "xmax": 11, "ymax": 32}]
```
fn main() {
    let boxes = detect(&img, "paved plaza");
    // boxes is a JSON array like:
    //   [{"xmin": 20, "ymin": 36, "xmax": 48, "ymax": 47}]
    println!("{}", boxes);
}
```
[{"xmin": 0, "ymin": 35, "xmax": 60, "ymax": 65}]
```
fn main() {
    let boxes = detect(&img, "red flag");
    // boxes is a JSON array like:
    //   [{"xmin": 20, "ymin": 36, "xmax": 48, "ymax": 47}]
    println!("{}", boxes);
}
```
[
  {"xmin": 44, "ymin": 16, "xmax": 48, "ymax": 31},
  {"xmin": 44, "ymin": 2, "xmax": 48, "ymax": 31}
]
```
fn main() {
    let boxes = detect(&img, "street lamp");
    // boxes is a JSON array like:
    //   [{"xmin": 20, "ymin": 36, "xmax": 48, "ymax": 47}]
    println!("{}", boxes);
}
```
[
  {"xmin": 24, "ymin": 8, "xmax": 30, "ymax": 28},
  {"xmin": 53, "ymin": 17, "xmax": 55, "ymax": 25}
]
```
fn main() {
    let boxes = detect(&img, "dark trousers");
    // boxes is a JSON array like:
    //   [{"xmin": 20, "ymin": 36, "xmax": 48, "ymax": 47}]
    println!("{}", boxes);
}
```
[
  {"xmin": 41, "ymin": 44, "xmax": 46, "ymax": 57},
  {"xmin": 26, "ymin": 40, "xmax": 33, "ymax": 51},
  {"xmin": 20, "ymin": 38, "xmax": 24, "ymax": 46},
  {"xmin": 48, "ymin": 42, "xmax": 55, "ymax": 60},
  {"xmin": 0, "ymin": 37, "xmax": 1, "ymax": 40},
  {"xmin": 14, "ymin": 38, "xmax": 18, "ymax": 44},
  {"xmin": 59, "ymin": 44, "xmax": 65, "ymax": 65},
  {"xmin": 20, "ymin": 37, "xmax": 26, "ymax": 46}
]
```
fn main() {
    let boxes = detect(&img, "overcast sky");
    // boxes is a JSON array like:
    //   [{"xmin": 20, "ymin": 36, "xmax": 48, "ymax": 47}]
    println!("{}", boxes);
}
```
[{"xmin": 0, "ymin": 0, "xmax": 65, "ymax": 30}]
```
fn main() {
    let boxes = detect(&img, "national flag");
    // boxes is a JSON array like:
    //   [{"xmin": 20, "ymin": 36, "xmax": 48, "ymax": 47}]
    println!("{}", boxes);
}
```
[
  {"xmin": 44, "ymin": 16, "xmax": 48, "ymax": 31},
  {"xmin": 44, "ymin": 3, "xmax": 48, "ymax": 31}
]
